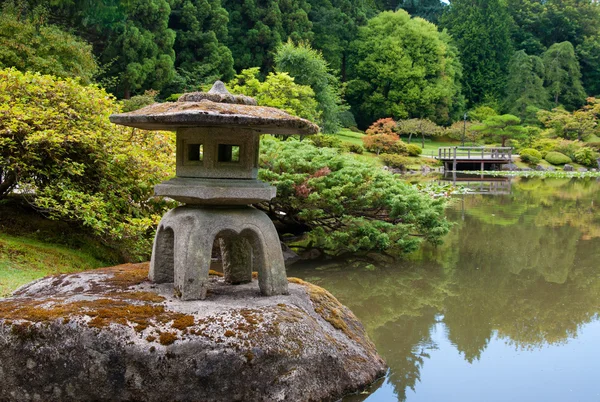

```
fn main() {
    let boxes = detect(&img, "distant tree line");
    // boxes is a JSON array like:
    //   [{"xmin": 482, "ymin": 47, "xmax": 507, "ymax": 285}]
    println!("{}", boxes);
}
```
[{"xmin": 2, "ymin": 0, "xmax": 600, "ymax": 131}]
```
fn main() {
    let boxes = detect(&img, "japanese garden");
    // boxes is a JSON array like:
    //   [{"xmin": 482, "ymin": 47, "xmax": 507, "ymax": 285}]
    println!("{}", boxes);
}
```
[{"xmin": 1, "ymin": 0, "xmax": 599, "ymax": 400}]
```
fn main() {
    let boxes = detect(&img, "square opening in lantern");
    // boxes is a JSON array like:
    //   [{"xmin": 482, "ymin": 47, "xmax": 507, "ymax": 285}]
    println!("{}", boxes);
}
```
[
  {"xmin": 218, "ymin": 144, "xmax": 240, "ymax": 163},
  {"xmin": 188, "ymin": 144, "xmax": 203, "ymax": 162}
]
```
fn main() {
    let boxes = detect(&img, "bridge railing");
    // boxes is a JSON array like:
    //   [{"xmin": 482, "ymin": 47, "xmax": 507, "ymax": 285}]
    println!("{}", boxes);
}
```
[{"xmin": 437, "ymin": 146, "xmax": 512, "ymax": 160}]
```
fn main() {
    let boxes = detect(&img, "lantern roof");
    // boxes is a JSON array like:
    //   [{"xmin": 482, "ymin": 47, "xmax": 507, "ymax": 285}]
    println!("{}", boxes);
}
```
[{"xmin": 109, "ymin": 81, "xmax": 319, "ymax": 135}]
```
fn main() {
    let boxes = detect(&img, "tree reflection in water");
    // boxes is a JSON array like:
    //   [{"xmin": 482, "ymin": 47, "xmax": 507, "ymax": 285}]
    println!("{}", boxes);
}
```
[{"xmin": 288, "ymin": 178, "xmax": 600, "ymax": 401}]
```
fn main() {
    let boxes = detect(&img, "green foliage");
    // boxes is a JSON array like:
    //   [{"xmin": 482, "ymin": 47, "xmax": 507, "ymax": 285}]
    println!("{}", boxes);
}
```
[
  {"xmin": 406, "ymin": 144, "xmax": 423, "ymax": 156},
  {"xmin": 306, "ymin": 0, "xmax": 375, "ymax": 76},
  {"xmin": 308, "ymin": 134, "xmax": 342, "ymax": 148},
  {"xmin": 341, "ymin": 142, "xmax": 364, "ymax": 154},
  {"xmin": 347, "ymin": 10, "xmax": 462, "ymax": 127},
  {"xmin": 396, "ymin": 0, "xmax": 446, "ymax": 24},
  {"xmin": 440, "ymin": 0, "xmax": 514, "ymax": 105},
  {"xmin": 380, "ymin": 153, "xmax": 412, "ymax": 169},
  {"xmin": 468, "ymin": 105, "xmax": 498, "ymax": 122},
  {"xmin": 537, "ymin": 106, "xmax": 597, "ymax": 141},
  {"xmin": 0, "ymin": 69, "xmax": 175, "ymax": 260},
  {"xmin": 258, "ymin": 137, "xmax": 450, "ymax": 256},
  {"xmin": 543, "ymin": 42, "xmax": 587, "ymax": 110},
  {"xmin": 504, "ymin": 50, "xmax": 550, "ymax": 121},
  {"xmin": 166, "ymin": 0, "xmax": 235, "ymax": 93},
  {"xmin": 275, "ymin": 40, "xmax": 342, "ymax": 133},
  {"xmin": 396, "ymin": 118, "xmax": 441, "ymax": 147},
  {"xmin": 223, "ymin": 0, "xmax": 313, "ymax": 73},
  {"xmin": 519, "ymin": 148, "xmax": 542, "ymax": 165},
  {"xmin": 472, "ymin": 114, "xmax": 527, "ymax": 147},
  {"xmin": 338, "ymin": 110, "xmax": 357, "ymax": 128},
  {"xmin": 100, "ymin": 0, "xmax": 176, "ymax": 97},
  {"xmin": 121, "ymin": 90, "xmax": 158, "ymax": 112},
  {"xmin": 574, "ymin": 147, "xmax": 600, "ymax": 167},
  {"xmin": 576, "ymin": 35, "xmax": 600, "ymax": 96},
  {"xmin": 544, "ymin": 151, "xmax": 572, "ymax": 165},
  {"xmin": 228, "ymin": 67, "xmax": 319, "ymax": 122},
  {"xmin": 0, "ymin": 3, "xmax": 97, "ymax": 84}
]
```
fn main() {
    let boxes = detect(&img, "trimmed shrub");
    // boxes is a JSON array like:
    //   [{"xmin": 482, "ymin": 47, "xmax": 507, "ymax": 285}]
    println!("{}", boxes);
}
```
[
  {"xmin": 519, "ymin": 148, "xmax": 542, "ymax": 165},
  {"xmin": 544, "ymin": 151, "xmax": 572, "ymax": 165},
  {"xmin": 406, "ymin": 144, "xmax": 423, "ymax": 156},
  {"xmin": 380, "ymin": 154, "xmax": 412, "ymax": 169},
  {"xmin": 309, "ymin": 134, "xmax": 342, "ymax": 148}
]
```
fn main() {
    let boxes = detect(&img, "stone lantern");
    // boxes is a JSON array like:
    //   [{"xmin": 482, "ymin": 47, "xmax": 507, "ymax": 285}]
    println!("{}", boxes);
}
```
[{"xmin": 109, "ymin": 82, "xmax": 318, "ymax": 300}]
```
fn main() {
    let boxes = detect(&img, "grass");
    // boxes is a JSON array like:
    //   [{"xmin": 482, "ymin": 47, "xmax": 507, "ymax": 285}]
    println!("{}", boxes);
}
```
[
  {"xmin": 0, "ymin": 197, "xmax": 118, "ymax": 297},
  {"xmin": 0, "ymin": 233, "xmax": 106, "ymax": 297}
]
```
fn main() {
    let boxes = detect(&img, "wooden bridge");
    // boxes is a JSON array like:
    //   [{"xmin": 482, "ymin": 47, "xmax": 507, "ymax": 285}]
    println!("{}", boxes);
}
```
[{"xmin": 437, "ymin": 146, "xmax": 513, "ymax": 171}]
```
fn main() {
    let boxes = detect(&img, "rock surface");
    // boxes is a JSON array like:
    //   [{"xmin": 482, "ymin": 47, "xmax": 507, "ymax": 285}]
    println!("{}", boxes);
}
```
[{"xmin": 0, "ymin": 263, "xmax": 385, "ymax": 401}]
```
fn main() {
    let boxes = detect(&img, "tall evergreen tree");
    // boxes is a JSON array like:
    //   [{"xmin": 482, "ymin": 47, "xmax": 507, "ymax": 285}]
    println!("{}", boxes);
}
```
[
  {"xmin": 576, "ymin": 35, "xmax": 600, "ymax": 96},
  {"xmin": 168, "ymin": 0, "xmax": 235, "ymax": 92},
  {"xmin": 222, "ymin": 0, "xmax": 313, "ymax": 73},
  {"xmin": 543, "ymin": 41, "xmax": 587, "ymax": 110},
  {"xmin": 503, "ymin": 50, "xmax": 549, "ymax": 122},
  {"xmin": 440, "ymin": 0, "xmax": 514, "ymax": 106}
]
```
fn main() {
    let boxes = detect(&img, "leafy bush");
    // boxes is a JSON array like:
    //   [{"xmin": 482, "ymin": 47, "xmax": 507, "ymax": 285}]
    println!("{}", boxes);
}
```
[
  {"xmin": 531, "ymin": 138, "xmax": 563, "ymax": 158},
  {"xmin": 0, "ymin": 69, "xmax": 175, "ymax": 260},
  {"xmin": 544, "ymin": 151, "xmax": 572, "ymax": 165},
  {"xmin": 0, "ymin": 7, "xmax": 97, "ymax": 84},
  {"xmin": 258, "ymin": 138, "xmax": 450, "ymax": 256},
  {"xmin": 519, "ymin": 148, "xmax": 542, "ymax": 165},
  {"xmin": 553, "ymin": 139, "xmax": 583, "ymax": 160},
  {"xmin": 380, "ymin": 154, "xmax": 412, "ymax": 169},
  {"xmin": 406, "ymin": 144, "xmax": 423, "ymax": 156},
  {"xmin": 309, "ymin": 134, "xmax": 342, "ymax": 148},
  {"xmin": 574, "ymin": 147, "xmax": 600, "ymax": 167},
  {"xmin": 362, "ymin": 133, "xmax": 400, "ymax": 155},
  {"xmin": 341, "ymin": 142, "xmax": 364, "ymax": 154},
  {"xmin": 121, "ymin": 90, "xmax": 158, "ymax": 112}
]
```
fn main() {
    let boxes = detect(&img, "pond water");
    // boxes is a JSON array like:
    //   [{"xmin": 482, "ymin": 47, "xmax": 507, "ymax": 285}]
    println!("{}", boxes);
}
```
[{"xmin": 287, "ymin": 177, "xmax": 600, "ymax": 402}]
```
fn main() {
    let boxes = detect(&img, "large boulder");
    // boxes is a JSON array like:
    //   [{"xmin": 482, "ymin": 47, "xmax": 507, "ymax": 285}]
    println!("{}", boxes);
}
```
[{"xmin": 0, "ymin": 263, "xmax": 385, "ymax": 401}]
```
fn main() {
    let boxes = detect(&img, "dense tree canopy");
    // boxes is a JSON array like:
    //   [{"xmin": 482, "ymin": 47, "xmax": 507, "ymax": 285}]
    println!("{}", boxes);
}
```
[
  {"xmin": 0, "ymin": 4, "xmax": 97, "ymax": 83},
  {"xmin": 167, "ymin": 0, "xmax": 235, "ymax": 93},
  {"xmin": 504, "ymin": 50, "xmax": 549, "ymax": 122},
  {"xmin": 222, "ymin": 0, "xmax": 313, "ymax": 74},
  {"xmin": 441, "ymin": 0, "xmax": 514, "ymax": 106},
  {"xmin": 542, "ymin": 41, "xmax": 587, "ymax": 110},
  {"xmin": 275, "ymin": 40, "xmax": 342, "ymax": 133},
  {"xmin": 347, "ymin": 10, "xmax": 462, "ymax": 128}
]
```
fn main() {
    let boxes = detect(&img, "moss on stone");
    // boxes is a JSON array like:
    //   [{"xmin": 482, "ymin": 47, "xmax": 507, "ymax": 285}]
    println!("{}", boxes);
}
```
[
  {"xmin": 171, "ymin": 315, "xmax": 195, "ymax": 330},
  {"xmin": 159, "ymin": 332, "xmax": 178, "ymax": 345}
]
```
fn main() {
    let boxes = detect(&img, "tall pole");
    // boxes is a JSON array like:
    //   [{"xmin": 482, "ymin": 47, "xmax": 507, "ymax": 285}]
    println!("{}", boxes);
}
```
[{"xmin": 461, "ymin": 112, "xmax": 467, "ymax": 146}]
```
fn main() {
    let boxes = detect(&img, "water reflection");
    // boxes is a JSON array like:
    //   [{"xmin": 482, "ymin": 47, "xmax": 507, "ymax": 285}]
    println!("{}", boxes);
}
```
[{"xmin": 288, "ymin": 178, "xmax": 600, "ymax": 402}]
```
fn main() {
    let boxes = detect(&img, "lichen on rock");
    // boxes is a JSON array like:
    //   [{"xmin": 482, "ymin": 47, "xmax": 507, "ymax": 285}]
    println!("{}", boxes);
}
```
[{"xmin": 0, "ymin": 263, "xmax": 386, "ymax": 401}]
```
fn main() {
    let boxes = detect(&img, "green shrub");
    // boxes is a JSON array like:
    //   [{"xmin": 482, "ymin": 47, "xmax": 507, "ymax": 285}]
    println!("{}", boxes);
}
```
[
  {"xmin": 121, "ymin": 90, "xmax": 158, "ymax": 112},
  {"xmin": 390, "ymin": 140, "xmax": 408, "ymax": 155},
  {"xmin": 406, "ymin": 144, "xmax": 423, "ymax": 156},
  {"xmin": 544, "ymin": 151, "xmax": 572, "ymax": 165},
  {"xmin": 309, "ymin": 134, "xmax": 342, "ymax": 148},
  {"xmin": 380, "ymin": 154, "xmax": 412, "ymax": 169},
  {"xmin": 0, "ymin": 69, "xmax": 176, "ymax": 261},
  {"xmin": 519, "ymin": 148, "xmax": 542, "ymax": 165},
  {"xmin": 341, "ymin": 142, "xmax": 364, "ymax": 154},
  {"xmin": 554, "ymin": 139, "xmax": 583, "ymax": 160},
  {"xmin": 258, "ymin": 137, "xmax": 450, "ymax": 256},
  {"xmin": 531, "ymin": 138, "xmax": 562, "ymax": 158},
  {"xmin": 574, "ymin": 147, "xmax": 600, "ymax": 167}
]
